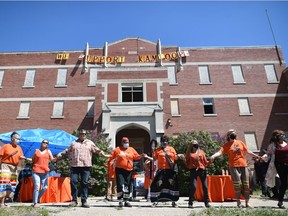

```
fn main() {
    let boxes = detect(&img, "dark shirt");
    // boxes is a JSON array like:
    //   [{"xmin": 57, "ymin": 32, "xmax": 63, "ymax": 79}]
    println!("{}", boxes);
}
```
[{"xmin": 275, "ymin": 144, "xmax": 288, "ymax": 164}]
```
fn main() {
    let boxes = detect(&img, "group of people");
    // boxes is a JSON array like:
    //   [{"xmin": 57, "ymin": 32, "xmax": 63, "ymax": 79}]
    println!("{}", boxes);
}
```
[{"xmin": 0, "ymin": 128, "xmax": 287, "ymax": 210}]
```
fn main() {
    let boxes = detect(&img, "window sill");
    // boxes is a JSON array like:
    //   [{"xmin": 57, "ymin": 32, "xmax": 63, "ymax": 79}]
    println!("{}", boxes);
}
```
[
  {"xmin": 22, "ymin": 86, "xmax": 35, "ymax": 89},
  {"xmin": 16, "ymin": 117, "xmax": 30, "ymax": 120},
  {"xmin": 169, "ymin": 83, "xmax": 178, "ymax": 86},
  {"xmin": 88, "ymin": 84, "xmax": 96, "ymax": 87},
  {"xmin": 233, "ymin": 82, "xmax": 246, "ymax": 85},
  {"xmin": 199, "ymin": 83, "xmax": 212, "ymax": 85},
  {"xmin": 54, "ymin": 85, "xmax": 67, "ymax": 88},
  {"xmin": 267, "ymin": 81, "xmax": 280, "ymax": 84},
  {"xmin": 239, "ymin": 113, "xmax": 253, "ymax": 116},
  {"xmin": 171, "ymin": 114, "xmax": 181, "ymax": 117},
  {"xmin": 203, "ymin": 114, "xmax": 217, "ymax": 117},
  {"xmin": 51, "ymin": 116, "xmax": 64, "ymax": 119}
]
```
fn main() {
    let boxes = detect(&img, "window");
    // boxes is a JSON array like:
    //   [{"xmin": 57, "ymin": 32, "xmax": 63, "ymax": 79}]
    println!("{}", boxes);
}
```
[
  {"xmin": 199, "ymin": 65, "xmax": 211, "ymax": 84},
  {"xmin": 89, "ymin": 68, "xmax": 97, "ymax": 86},
  {"xmin": 122, "ymin": 83, "xmax": 143, "ymax": 102},
  {"xmin": 52, "ymin": 101, "xmax": 64, "ymax": 118},
  {"xmin": 264, "ymin": 64, "xmax": 278, "ymax": 83},
  {"xmin": 87, "ymin": 100, "xmax": 94, "ymax": 117},
  {"xmin": 55, "ymin": 68, "xmax": 67, "ymax": 87},
  {"xmin": 23, "ymin": 69, "xmax": 35, "ymax": 88},
  {"xmin": 238, "ymin": 98, "xmax": 252, "ymax": 115},
  {"xmin": 202, "ymin": 98, "xmax": 215, "ymax": 115},
  {"xmin": 17, "ymin": 102, "xmax": 30, "ymax": 119},
  {"xmin": 0, "ymin": 70, "xmax": 4, "ymax": 88},
  {"xmin": 170, "ymin": 99, "xmax": 180, "ymax": 116},
  {"xmin": 167, "ymin": 66, "xmax": 177, "ymax": 84},
  {"xmin": 244, "ymin": 132, "xmax": 258, "ymax": 151},
  {"xmin": 231, "ymin": 65, "xmax": 245, "ymax": 83}
]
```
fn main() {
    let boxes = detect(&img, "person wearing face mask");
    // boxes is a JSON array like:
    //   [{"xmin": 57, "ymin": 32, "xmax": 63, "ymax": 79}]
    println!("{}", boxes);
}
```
[
  {"xmin": 210, "ymin": 129, "xmax": 260, "ymax": 208},
  {"xmin": 150, "ymin": 135, "xmax": 182, "ymax": 207},
  {"xmin": 0, "ymin": 131, "xmax": 26, "ymax": 208},
  {"xmin": 108, "ymin": 137, "xmax": 147, "ymax": 207},
  {"xmin": 272, "ymin": 130, "xmax": 288, "ymax": 209},
  {"xmin": 185, "ymin": 140, "xmax": 211, "ymax": 208},
  {"xmin": 57, "ymin": 129, "xmax": 109, "ymax": 208}
]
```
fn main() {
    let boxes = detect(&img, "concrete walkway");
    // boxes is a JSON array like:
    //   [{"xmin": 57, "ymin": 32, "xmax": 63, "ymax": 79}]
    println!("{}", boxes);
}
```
[{"xmin": 10, "ymin": 195, "xmax": 288, "ymax": 216}]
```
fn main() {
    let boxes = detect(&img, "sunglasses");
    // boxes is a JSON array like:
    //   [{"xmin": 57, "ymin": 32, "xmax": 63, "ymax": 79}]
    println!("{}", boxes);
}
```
[{"xmin": 42, "ymin": 141, "xmax": 49, "ymax": 144}]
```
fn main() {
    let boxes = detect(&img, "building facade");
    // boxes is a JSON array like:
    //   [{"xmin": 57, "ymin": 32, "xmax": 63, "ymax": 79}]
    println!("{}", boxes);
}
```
[{"xmin": 0, "ymin": 38, "xmax": 287, "ymax": 153}]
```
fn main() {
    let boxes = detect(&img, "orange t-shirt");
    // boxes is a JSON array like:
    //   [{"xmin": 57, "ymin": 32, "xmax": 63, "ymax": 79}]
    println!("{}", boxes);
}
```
[
  {"xmin": 32, "ymin": 149, "xmax": 51, "ymax": 173},
  {"xmin": 221, "ymin": 140, "xmax": 248, "ymax": 167},
  {"xmin": 0, "ymin": 143, "xmax": 24, "ymax": 166},
  {"xmin": 109, "ymin": 146, "xmax": 140, "ymax": 171},
  {"xmin": 185, "ymin": 149, "xmax": 209, "ymax": 170},
  {"xmin": 153, "ymin": 146, "xmax": 177, "ymax": 169}
]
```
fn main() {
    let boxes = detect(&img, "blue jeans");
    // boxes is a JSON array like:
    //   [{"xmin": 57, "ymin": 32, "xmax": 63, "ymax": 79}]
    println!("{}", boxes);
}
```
[
  {"xmin": 70, "ymin": 167, "xmax": 90, "ymax": 203},
  {"xmin": 32, "ymin": 172, "xmax": 48, "ymax": 204}
]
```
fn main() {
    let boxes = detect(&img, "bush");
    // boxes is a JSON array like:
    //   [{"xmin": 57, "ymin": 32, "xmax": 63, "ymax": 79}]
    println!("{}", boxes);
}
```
[
  {"xmin": 55, "ymin": 129, "xmax": 111, "ymax": 196},
  {"xmin": 169, "ymin": 130, "xmax": 228, "ymax": 196}
]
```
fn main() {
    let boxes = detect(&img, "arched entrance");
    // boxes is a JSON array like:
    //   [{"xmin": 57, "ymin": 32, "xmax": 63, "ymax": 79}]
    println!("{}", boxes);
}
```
[{"xmin": 116, "ymin": 126, "xmax": 151, "ymax": 154}]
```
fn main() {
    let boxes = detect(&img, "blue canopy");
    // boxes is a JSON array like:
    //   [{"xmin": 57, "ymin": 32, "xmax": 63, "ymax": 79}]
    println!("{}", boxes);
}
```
[{"xmin": 0, "ymin": 128, "xmax": 77, "ymax": 158}]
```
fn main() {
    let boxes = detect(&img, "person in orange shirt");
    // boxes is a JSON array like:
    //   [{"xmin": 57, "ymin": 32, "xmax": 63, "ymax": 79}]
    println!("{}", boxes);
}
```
[
  {"xmin": 185, "ymin": 140, "xmax": 211, "ymax": 208},
  {"xmin": 210, "ymin": 129, "xmax": 259, "ymax": 208},
  {"xmin": 150, "ymin": 135, "xmax": 181, "ymax": 207},
  {"xmin": 108, "ymin": 137, "xmax": 146, "ymax": 207},
  {"xmin": 31, "ymin": 139, "xmax": 57, "ymax": 208},
  {"xmin": 0, "ymin": 131, "xmax": 26, "ymax": 208},
  {"xmin": 105, "ymin": 157, "xmax": 117, "ymax": 201}
]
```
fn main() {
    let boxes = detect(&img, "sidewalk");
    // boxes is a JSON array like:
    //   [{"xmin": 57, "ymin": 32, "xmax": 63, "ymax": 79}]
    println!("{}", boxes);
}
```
[{"xmin": 10, "ymin": 195, "xmax": 287, "ymax": 216}]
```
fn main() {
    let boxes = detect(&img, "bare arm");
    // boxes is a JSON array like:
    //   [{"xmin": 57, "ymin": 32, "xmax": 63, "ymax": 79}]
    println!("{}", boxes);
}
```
[{"xmin": 210, "ymin": 150, "xmax": 223, "ymax": 162}]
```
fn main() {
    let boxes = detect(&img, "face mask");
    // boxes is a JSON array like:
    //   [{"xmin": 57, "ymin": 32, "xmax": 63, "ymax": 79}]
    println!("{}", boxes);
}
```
[
  {"xmin": 193, "ymin": 144, "xmax": 199, "ymax": 148},
  {"xmin": 14, "ymin": 139, "xmax": 20, "ymax": 144},
  {"xmin": 162, "ymin": 141, "xmax": 168, "ymax": 147},
  {"xmin": 229, "ymin": 133, "xmax": 237, "ymax": 140},
  {"xmin": 123, "ymin": 143, "xmax": 129, "ymax": 148}
]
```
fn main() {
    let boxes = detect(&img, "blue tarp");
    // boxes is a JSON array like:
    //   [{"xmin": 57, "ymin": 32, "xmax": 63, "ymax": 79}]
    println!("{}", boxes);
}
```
[{"xmin": 0, "ymin": 128, "xmax": 77, "ymax": 158}]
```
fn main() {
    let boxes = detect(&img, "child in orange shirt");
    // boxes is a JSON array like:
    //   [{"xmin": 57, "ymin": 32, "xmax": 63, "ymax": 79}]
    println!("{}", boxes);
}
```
[{"xmin": 106, "ymin": 158, "xmax": 117, "ymax": 201}]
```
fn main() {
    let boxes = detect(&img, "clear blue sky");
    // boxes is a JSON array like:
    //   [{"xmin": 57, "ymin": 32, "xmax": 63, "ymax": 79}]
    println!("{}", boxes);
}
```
[{"xmin": 1, "ymin": 1, "xmax": 288, "ymax": 62}]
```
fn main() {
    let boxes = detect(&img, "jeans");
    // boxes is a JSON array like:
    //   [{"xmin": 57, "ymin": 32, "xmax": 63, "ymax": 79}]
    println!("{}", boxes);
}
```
[
  {"xmin": 189, "ymin": 168, "xmax": 209, "ymax": 204},
  {"xmin": 70, "ymin": 167, "xmax": 90, "ymax": 203},
  {"xmin": 32, "ymin": 172, "xmax": 48, "ymax": 204}
]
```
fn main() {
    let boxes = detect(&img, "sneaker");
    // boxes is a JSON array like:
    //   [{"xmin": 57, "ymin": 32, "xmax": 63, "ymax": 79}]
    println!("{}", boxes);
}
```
[
  {"xmin": 69, "ymin": 201, "xmax": 78, "ymax": 207},
  {"xmin": 32, "ymin": 203, "xmax": 41, "ymax": 208},
  {"xmin": 205, "ymin": 203, "xmax": 211, "ymax": 208},
  {"xmin": 188, "ymin": 203, "xmax": 193, "ymax": 208},
  {"xmin": 278, "ymin": 201, "xmax": 286, "ymax": 209},
  {"xmin": 151, "ymin": 202, "xmax": 157, "ymax": 208},
  {"xmin": 172, "ymin": 202, "xmax": 178, "ymax": 208},
  {"xmin": 81, "ymin": 202, "xmax": 90, "ymax": 208},
  {"xmin": 119, "ymin": 201, "xmax": 123, "ymax": 207},
  {"xmin": 124, "ymin": 201, "xmax": 132, "ymax": 207}
]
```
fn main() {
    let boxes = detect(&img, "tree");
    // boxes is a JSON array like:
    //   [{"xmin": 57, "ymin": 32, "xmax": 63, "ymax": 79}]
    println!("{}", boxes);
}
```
[{"xmin": 169, "ymin": 130, "xmax": 228, "ymax": 196}]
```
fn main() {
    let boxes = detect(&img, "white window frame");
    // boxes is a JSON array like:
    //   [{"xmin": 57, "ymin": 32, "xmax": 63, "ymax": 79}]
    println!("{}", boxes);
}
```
[
  {"xmin": 167, "ymin": 66, "xmax": 177, "ymax": 85},
  {"xmin": 170, "ymin": 99, "xmax": 180, "ymax": 116},
  {"xmin": 23, "ymin": 69, "xmax": 36, "ymax": 88},
  {"xmin": 51, "ymin": 101, "xmax": 64, "ymax": 118},
  {"xmin": 264, "ymin": 64, "xmax": 278, "ymax": 83},
  {"xmin": 0, "ymin": 70, "xmax": 4, "ymax": 88},
  {"xmin": 121, "ymin": 83, "xmax": 143, "ymax": 102},
  {"xmin": 238, "ymin": 98, "xmax": 252, "ymax": 115},
  {"xmin": 89, "ymin": 68, "xmax": 97, "ymax": 86},
  {"xmin": 199, "ymin": 65, "xmax": 211, "ymax": 84},
  {"xmin": 55, "ymin": 68, "xmax": 67, "ymax": 87},
  {"xmin": 231, "ymin": 65, "xmax": 245, "ymax": 84},
  {"xmin": 202, "ymin": 98, "xmax": 216, "ymax": 116},
  {"xmin": 87, "ymin": 100, "xmax": 95, "ymax": 118},
  {"xmin": 17, "ymin": 101, "xmax": 30, "ymax": 119},
  {"xmin": 244, "ymin": 132, "xmax": 258, "ymax": 151}
]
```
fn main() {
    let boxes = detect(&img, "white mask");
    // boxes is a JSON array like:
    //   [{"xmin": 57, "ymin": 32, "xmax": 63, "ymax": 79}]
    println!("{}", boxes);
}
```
[{"xmin": 123, "ymin": 143, "xmax": 129, "ymax": 148}]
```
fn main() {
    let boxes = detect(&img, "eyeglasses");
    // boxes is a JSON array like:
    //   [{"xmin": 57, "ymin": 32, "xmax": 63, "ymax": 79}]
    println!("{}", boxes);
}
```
[{"xmin": 42, "ymin": 141, "xmax": 49, "ymax": 144}]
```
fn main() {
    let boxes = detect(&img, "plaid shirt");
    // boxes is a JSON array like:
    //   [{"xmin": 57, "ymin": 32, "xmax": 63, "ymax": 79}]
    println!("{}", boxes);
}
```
[{"xmin": 67, "ymin": 138, "xmax": 100, "ymax": 167}]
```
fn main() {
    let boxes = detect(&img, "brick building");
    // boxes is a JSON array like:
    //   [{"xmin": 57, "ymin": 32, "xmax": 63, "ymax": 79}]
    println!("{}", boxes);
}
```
[{"xmin": 0, "ymin": 37, "xmax": 287, "ymax": 153}]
